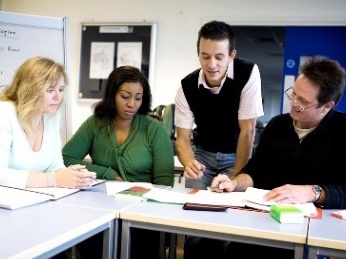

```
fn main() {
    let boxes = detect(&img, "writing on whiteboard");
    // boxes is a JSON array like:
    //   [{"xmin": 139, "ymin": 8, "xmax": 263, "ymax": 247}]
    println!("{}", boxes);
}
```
[
  {"xmin": 0, "ymin": 28, "xmax": 17, "ymax": 38},
  {"xmin": 0, "ymin": 46, "xmax": 20, "ymax": 52}
]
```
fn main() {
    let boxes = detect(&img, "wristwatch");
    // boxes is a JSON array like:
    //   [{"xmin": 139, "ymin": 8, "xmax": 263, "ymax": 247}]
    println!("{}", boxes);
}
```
[{"xmin": 312, "ymin": 185, "xmax": 322, "ymax": 202}]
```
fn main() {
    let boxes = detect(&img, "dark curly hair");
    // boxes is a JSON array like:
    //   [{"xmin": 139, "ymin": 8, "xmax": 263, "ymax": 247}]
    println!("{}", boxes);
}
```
[{"xmin": 93, "ymin": 65, "xmax": 152, "ymax": 128}]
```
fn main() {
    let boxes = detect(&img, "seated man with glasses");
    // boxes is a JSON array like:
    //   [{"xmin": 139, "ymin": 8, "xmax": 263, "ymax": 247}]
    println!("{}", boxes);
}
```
[
  {"xmin": 185, "ymin": 56, "xmax": 346, "ymax": 259},
  {"xmin": 284, "ymin": 86, "xmax": 319, "ymax": 112}
]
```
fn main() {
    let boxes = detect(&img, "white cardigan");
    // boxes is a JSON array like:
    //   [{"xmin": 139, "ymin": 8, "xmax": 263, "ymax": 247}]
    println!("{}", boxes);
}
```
[{"xmin": 0, "ymin": 101, "xmax": 65, "ymax": 188}]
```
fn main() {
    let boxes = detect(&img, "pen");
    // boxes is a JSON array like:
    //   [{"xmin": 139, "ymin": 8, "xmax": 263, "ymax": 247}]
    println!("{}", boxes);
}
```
[
  {"xmin": 208, "ymin": 186, "xmax": 224, "ymax": 192},
  {"xmin": 68, "ymin": 165, "xmax": 86, "ymax": 172}
]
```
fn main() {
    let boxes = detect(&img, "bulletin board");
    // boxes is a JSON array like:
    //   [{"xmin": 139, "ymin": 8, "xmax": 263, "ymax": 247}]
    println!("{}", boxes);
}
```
[{"xmin": 78, "ymin": 22, "xmax": 157, "ymax": 100}]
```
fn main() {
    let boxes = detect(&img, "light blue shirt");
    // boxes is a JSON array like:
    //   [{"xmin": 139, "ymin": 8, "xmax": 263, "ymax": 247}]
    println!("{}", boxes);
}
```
[{"xmin": 0, "ymin": 101, "xmax": 65, "ymax": 188}]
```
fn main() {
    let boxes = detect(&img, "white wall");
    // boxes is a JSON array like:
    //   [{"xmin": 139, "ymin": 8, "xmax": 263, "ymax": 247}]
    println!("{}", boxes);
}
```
[{"xmin": 2, "ymin": 0, "xmax": 346, "ymax": 135}]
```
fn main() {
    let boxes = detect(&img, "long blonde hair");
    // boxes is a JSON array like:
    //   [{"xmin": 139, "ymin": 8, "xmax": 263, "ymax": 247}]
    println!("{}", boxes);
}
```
[{"xmin": 0, "ymin": 56, "xmax": 68, "ymax": 134}]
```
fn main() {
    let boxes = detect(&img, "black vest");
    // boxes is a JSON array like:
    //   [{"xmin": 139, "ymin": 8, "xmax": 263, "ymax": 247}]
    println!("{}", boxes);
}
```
[{"xmin": 181, "ymin": 58, "xmax": 254, "ymax": 153}]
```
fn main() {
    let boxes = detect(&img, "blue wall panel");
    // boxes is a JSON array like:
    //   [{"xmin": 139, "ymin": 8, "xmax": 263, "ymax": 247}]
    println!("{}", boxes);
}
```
[{"xmin": 282, "ymin": 26, "xmax": 346, "ymax": 112}]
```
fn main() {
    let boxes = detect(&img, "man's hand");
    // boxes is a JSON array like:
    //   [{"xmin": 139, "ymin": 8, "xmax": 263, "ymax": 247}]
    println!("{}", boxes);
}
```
[
  {"xmin": 183, "ymin": 159, "xmax": 206, "ymax": 179},
  {"xmin": 210, "ymin": 174, "xmax": 235, "ymax": 193},
  {"xmin": 264, "ymin": 184, "xmax": 315, "ymax": 204}
]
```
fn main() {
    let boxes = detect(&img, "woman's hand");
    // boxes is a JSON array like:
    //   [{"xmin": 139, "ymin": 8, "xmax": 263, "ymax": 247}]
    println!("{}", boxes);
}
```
[
  {"xmin": 115, "ymin": 175, "xmax": 124, "ymax": 181},
  {"xmin": 55, "ymin": 166, "xmax": 97, "ymax": 188}
]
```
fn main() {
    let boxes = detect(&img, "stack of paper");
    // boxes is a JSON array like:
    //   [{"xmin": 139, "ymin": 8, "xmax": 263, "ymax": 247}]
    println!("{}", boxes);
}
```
[
  {"xmin": 0, "ymin": 179, "xmax": 106, "ymax": 209},
  {"xmin": 26, "ymin": 179, "xmax": 106, "ymax": 200},
  {"xmin": 141, "ymin": 186, "xmax": 318, "ymax": 217},
  {"xmin": 143, "ymin": 188, "xmax": 196, "ymax": 204},
  {"xmin": 243, "ymin": 187, "xmax": 318, "ymax": 217},
  {"xmin": 0, "ymin": 186, "xmax": 51, "ymax": 209}
]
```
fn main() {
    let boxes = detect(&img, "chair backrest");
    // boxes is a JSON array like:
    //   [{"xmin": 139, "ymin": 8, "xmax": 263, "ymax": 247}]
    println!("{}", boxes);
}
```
[
  {"xmin": 149, "ymin": 104, "xmax": 175, "ymax": 140},
  {"xmin": 162, "ymin": 103, "xmax": 175, "ymax": 140},
  {"xmin": 148, "ymin": 104, "xmax": 166, "ymax": 120}
]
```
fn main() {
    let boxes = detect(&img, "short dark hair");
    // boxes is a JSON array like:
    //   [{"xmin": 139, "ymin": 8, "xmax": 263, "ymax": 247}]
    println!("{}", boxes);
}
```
[
  {"xmin": 197, "ymin": 20, "xmax": 236, "ymax": 55},
  {"xmin": 93, "ymin": 65, "xmax": 152, "ymax": 127},
  {"xmin": 300, "ymin": 56, "xmax": 346, "ymax": 106}
]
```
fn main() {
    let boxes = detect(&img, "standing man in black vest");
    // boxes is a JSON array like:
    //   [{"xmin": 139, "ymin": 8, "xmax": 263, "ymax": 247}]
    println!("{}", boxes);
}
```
[{"xmin": 175, "ymin": 20, "xmax": 264, "ymax": 191}]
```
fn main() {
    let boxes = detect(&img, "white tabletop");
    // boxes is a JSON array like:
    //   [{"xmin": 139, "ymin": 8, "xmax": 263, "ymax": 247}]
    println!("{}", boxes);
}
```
[
  {"xmin": 57, "ymin": 182, "xmax": 141, "ymax": 258},
  {"xmin": 119, "ymin": 201, "xmax": 309, "ymax": 259},
  {"xmin": 0, "ymin": 202, "xmax": 115, "ymax": 259},
  {"xmin": 57, "ymin": 182, "xmax": 140, "ymax": 217},
  {"xmin": 308, "ymin": 209, "xmax": 346, "ymax": 259}
]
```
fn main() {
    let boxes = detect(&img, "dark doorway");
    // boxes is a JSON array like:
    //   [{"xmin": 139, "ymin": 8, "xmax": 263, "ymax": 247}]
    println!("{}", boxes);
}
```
[{"xmin": 233, "ymin": 26, "xmax": 285, "ymax": 123}]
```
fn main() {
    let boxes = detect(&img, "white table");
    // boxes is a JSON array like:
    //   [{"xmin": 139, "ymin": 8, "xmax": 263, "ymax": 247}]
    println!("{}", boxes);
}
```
[
  {"xmin": 0, "ymin": 202, "xmax": 115, "ymax": 259},
  {"xmin": 57, "ymin": 182, "xmax": 139, "ymax": 217},
  {"xmin": 119, "ymin": 201, "xmax": 309, "ymax": 259},
  {"xmin": 57, "ymin": 182, "xmax": 142, "ymax": 258},
  {"xmin": 308, "ymin": 210, "xmax": 346, "ymax": 259}
]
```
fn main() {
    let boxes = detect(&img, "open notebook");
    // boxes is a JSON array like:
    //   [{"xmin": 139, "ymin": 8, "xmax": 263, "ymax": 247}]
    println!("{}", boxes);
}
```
[
  {"xmin": 0, "ymin": 179, "xmax": 105, "ymax": 210},
  {"xmin": 142, "ymin": 186, "xmax": 318, "ymax": 217}
]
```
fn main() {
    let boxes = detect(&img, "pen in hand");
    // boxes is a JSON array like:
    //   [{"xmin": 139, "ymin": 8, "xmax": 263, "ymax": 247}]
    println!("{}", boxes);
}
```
[
  {"xmin": 208, "ymin": 186, "xmax": 224, "ymax": 193},
  {"xmin": 196, "ymin": 161, "xmax": 205, "ymax": 178},
  {"xmin": 209, "ymin": 174, "xmax": 232, "ymax": 193},
  {"xmin": 68, "ymin": 165, "xmax": 86, "ymax": 172}
]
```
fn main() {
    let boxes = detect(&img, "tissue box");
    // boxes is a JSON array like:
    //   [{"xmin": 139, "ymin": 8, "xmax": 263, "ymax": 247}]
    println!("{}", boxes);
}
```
[{"xmin": 270, "ymin": 204, "xmax": 304, "ymax": 223}]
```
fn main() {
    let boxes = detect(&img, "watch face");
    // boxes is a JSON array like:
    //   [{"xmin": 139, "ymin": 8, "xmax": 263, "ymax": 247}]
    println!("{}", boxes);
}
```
[
  {"xmin": 313, "ymin": 185, "xmax": 322, "ymax": 193},
  {"xmin": 313, "ymin": 185, "xmax": 322, "ymax": 202}
]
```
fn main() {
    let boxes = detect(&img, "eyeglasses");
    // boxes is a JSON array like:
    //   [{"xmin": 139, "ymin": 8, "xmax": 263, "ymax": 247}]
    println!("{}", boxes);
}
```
[{"xmin": 284, "ymin": 87, "xmax": 318, "ymax": 112}]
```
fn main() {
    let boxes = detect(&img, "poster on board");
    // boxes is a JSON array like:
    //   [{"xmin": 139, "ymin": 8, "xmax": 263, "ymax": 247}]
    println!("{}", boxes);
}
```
[{"xmin": 78, "ymin": 23, "xmax": 156, "ymax": 100}]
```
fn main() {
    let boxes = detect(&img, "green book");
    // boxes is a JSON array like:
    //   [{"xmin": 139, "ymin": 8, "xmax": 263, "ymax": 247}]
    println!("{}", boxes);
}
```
[
  {"xmin": 270, "ymin": 204, "xmax": 304, "ymax": 223},
  {"xmin": 114, "ymin": 186, "xmax": 151, "ymax": 201}
]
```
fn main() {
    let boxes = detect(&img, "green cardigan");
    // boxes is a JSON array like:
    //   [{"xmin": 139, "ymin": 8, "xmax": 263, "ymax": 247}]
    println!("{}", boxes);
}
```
[{"xmin": 62, "ymin": 114, "xmax": 174, "ymax": 186}]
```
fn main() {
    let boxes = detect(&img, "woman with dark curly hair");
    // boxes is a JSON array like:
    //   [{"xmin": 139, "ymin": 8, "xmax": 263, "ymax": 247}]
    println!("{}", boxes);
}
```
[{"xmin": 63, "ymin": 65, "xmax": 174, "ymax": 259}]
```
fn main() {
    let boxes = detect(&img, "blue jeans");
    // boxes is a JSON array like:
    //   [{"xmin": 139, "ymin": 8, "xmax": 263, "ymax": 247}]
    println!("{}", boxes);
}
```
[{"xmin": 185, "ymin": 146, "xmax": 236, "ymax": 190}]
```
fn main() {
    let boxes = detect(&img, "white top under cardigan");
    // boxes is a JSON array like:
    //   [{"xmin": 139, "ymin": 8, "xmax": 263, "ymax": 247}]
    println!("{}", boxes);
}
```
[{"xmin": 0, "ymin": 101, "xmax": 65, "ymax": 188}]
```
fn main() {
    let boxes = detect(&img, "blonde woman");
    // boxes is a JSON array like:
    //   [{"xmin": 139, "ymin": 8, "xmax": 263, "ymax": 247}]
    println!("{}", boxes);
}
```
[{"xmin": 0, "ymin": 56, "xmax": 96, "ymax": 189}]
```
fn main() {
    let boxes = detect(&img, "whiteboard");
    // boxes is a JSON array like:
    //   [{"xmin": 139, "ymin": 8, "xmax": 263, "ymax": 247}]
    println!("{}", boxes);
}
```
[{"xmin": 0, "ymin": 11, "xmax": 70, "ymax": 144}]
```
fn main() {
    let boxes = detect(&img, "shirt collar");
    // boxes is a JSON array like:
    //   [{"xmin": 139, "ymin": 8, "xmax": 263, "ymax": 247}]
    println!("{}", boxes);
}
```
[{"xmin": 198, "ymin": 60, "xmax": 234, "ymax": 94}]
